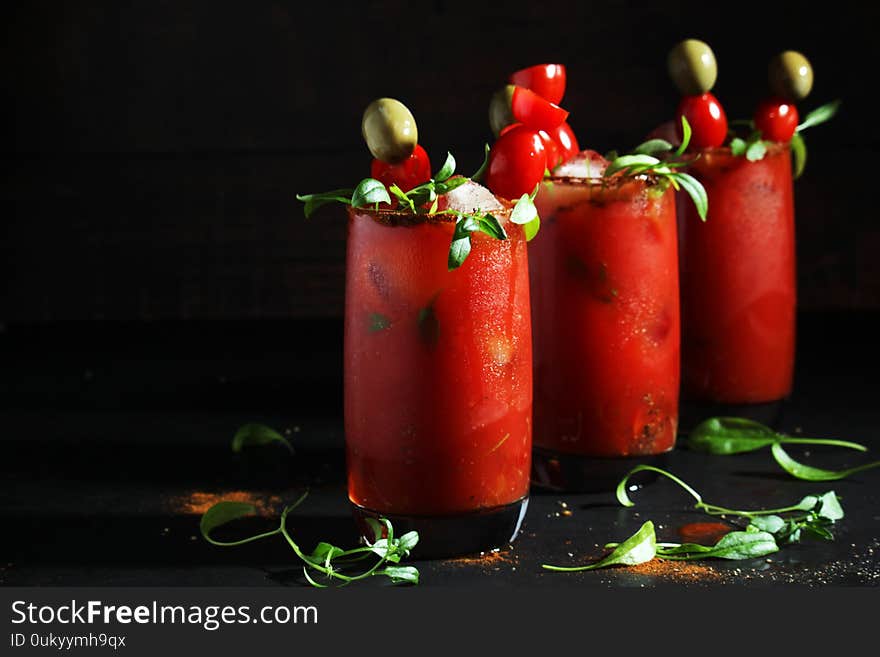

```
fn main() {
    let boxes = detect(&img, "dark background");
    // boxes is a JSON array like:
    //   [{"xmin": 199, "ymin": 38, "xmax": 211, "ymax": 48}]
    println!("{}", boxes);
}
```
[
  {"xmin": 2, "ymin": 0, "xmax": 880, "ymax": 590},
  {"xmin": 3, "ymin": 0, "xmax": 879, "ymax": 325}
]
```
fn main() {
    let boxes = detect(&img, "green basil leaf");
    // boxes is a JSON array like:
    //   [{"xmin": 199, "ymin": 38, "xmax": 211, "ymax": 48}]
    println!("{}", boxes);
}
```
[
  {"xmin": 232, "ymin": 423, "xmax": 294, "ymax": 454},
  {"xmin": 670, "ymin": 172, "xmax": 708, "ymax": 222},
  {"xmin": 729, "ymin": 138, "xmax": 747, "ymax": 157},
  {"xmin": 663, "ymin": 531, "xmax": 779, "ymax": 561},
  {"xmin": 448, "ymin": 236, "xmax": 471, "ymax": 271},
  {"xmin": 771, "ymin": 443, "xmax": 880, "ymax": 481},
  {"xmin": 510, "ymin": 193, "xmax": 538, "ymax": 225},
  {"xmin": 434, "ymin": 152, "xmax": 456, "ymax": 182},
  {"xmin": 797, "ymin": 100, "xmax": 841, "ymax": 132},
  {"xmin": 686, "ymin": 417, "xmax": 779, "ymax": 455},
  {"xmin": 633, "ymin": 139, "xmax": 674, "ymax": 156},
  {"xmin": 604, "ymin": 154, "xmax": 661, "ymax": 177},
  {"xmin": 296, "ymin": 189, "xmax": 354, "ymax": 218},
  {"xmin": 817, "ymin": 491, "xmax": 844, "ymax": 520},
  {"xmin": 802, "ymin": 524, "xmax": 835, "ymax": 541},
  {"xmin": 523, "ymin": 215, "xmax": 540, "ymax": 242},
  {"xmin": 477, "ymin": 214, "xmax": 507, "ymax": 240},
  {"xmin": 396, "ymin": 531, "xmax": 420, "ymax": 554},
  {"xmin": 380, "ymin": 565, "xmax": 420, "ymax": 584},
  {"xmin": 351, "ymin": 178, "xmax": 391, "ymax": 208},
  {"xmin": 747, "ymin": 515, "xmax": 786, "ymax": 534},
  {"xmin": 200, "ymin": 502, "xmax": 258, "ymax": 545},
  {"xmin": 434, "ymin": 176, "xmax": 468, "ymax": 196},
  {"xmin": 745, "ymin": 139, "xmax": 767, "ymax": 162},
  {"xmin": 675, "ymin": 115, "xmax": 692, "ymax": 156},
  {"xmin": 388, "ymin": 184, "xmax": 416, "ymax": 212},
  {"xmin": 793, "ymin": 494, "xmax": 821, "ymax": 511},
  {"xmin": 363, "ymin": 517, "xmax": 385, "ymax": 544},
  {"xmin": 543, "ymin": 521, "xmax": 656, "ymax": 571},
  {"xmin": 308, "ymin": 541, "xmax": 345, "ymax": 565},
  {"xmin": 471, "ymin": 144, "xmax": 491, "ymax": 182},
  {"xmin": 790, "ymin": 131, "xmax": 807, "ymax": 179}
]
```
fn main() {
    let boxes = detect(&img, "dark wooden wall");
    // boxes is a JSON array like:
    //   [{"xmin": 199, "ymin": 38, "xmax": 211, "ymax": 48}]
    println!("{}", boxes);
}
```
[{"xmin": 3, "ymin": 0, "xmax": 878, "ymax": 321}]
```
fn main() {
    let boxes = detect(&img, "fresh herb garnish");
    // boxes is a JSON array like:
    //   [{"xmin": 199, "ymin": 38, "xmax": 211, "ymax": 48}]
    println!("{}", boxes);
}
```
[
  {"xmin": 686, "ymin": 417, "xmax": 866, "ymax": 455},
  {"xmin": 543, "ymin": 466, "xmax": 846, "ymax": 572},
  {"xmin": 604, "ymin": 116, "xmax": 708, "ymax": 221},
  {"xmin": 201, "ymin": 492, "xmax": 420, "ymax": 587},
  {"xmin": 297, "ymin": 150, "xmax": 540, "ymax": 271},
  {"xmin": 685, "ymin": 416, "xmax": 878, "ymax": 481},
  {"xmin": 542, "ymin": 520, "xmax": 657, "ymax": 572},
  {"xmin": 770, "ymin": 443, "xmax": 880, "ymax": 482},
  {"xmin": 232, "ymin": 423, "xmax": 294, "ymax": 455}
]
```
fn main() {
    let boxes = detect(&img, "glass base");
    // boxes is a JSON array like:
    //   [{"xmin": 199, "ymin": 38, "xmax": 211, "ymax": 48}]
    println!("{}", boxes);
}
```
[
  {"xmin": 531, "ymin": 447, "xmax": 669, "ymax": 493},
  {"xmin": 678, "ymin": 398, "xmax": 788, "ymax": 435},
  {"xmin": 350, "ymin": 497, "xmax": 529, "ymax": 559}
]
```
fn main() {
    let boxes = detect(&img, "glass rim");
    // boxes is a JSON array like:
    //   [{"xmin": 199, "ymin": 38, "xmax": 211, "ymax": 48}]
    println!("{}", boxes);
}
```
[
  {"xmin": 687, "ymin": 141, "xmax": 790, "ymax": 158},
  {"xmin": 347, "ymin": 202, "xmax": 513, "ymax": 226},
  {"xmin": 543, "ymin": 172, "xmax": 667, "ymax": 187}
]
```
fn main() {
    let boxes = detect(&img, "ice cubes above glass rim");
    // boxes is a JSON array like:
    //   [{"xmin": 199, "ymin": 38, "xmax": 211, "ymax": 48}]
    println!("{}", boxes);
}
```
[
  {"xmin": 551, "ymin": 149, "xmax": 610, "ymax": 179},
  {"xmin": 439, "ymin": 178, "xmax": 506, "ymax": 214}
]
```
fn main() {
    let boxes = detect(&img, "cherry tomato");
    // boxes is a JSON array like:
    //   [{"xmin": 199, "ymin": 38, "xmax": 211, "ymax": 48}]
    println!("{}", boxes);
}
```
[
  {"xmin": 511, "ymin": 86, "xmax": 569, "ymax": 132},
  {"xmin": 538, "ymin": 130, "xmax": 561, "ymax": 169},
  {"xmin": 676, "ymin": 92, "xmax": 728, "ymax": 149},
  {"xmin": 546, "ymin": 121, "xmax": 580, "ymax": 165},
  {"xmin": 370, "ymin": 144, "xmax": 431, "ymax": 191},
  {"xmin": 753, "ymin": 97, "xmax": 799, "ymax": 142},
  {"xmin": 499, "ymin": 122, "xmax": 522, "ymax": 136},
  {"xmin": 485, "ymin": 125, "xmax": 546, "ymax": 200},
  {"xmin": 509, "ymin": 63, "xmax": 567, "ymax": 104}
]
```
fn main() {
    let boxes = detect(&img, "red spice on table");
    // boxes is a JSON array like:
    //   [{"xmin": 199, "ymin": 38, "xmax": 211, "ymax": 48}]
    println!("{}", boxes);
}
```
[
  {"xmin": 625, "ymin": 558, "xmax": 723, "ymax": 582},
  {"xmin": 677, "ymin": 521, "xmax": 732, "ymax": 545},
  {"xmin": 167, "ymin": 490, "xmax": 282, "ymax": 515}
]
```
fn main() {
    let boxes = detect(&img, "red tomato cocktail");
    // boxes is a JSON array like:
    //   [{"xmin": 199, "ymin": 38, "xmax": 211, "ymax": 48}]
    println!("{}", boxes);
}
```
[
  {"xmin": 345, "ymin": 205, "xmax": 532, "ymax": 555},
  {"xmin": 678, "ymin": 144, "xmax": 795, "ymax": 403},
  {"xmin": 530, "ymin": 174, "xmax": 680, "ymax": 490}
]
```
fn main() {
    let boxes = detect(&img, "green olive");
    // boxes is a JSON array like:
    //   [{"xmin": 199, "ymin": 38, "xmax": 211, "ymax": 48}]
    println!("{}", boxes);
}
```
[
  {"xmin": 488, "ymin": 85, "xmax": 515, "ymax": 137},
  {"xmin": 768, "ymin": 51, "xmax": 813, "ymax": 101},
  {"xmin": 361, "ymin": 98, "xmax": 418, "ymax": 164},
  {"xmin": 667, "ymin": 39, "xmax": 718, "ymax": 95}
]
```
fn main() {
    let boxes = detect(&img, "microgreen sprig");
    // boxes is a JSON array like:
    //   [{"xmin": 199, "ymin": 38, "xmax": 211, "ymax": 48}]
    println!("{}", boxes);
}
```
[
  {"xmin": 604, "ymin": 116, "xmax": 708, "ymax": 221},
  {"xmin": 296, "ymin": 149, "xmax": 540, "ymax": 271},
  {"xmin": 200, "ymin": 492, "xmax": 420, "ymax": 587},
  {"xmin": 686, "ymin": 417, "xmax": 866, "ymax": 456},
  {"xmin": 542, "ymin": 467, "xmax": 845, "ymax": 572},
  {"xmin": 685, "ymin": 417, "xmax": 880, "ymax": 481}
]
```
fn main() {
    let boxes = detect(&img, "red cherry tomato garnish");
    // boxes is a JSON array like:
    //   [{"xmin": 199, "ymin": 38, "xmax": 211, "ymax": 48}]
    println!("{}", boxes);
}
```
[
  {"xmin": 676, "ymin": 92, "xmax": 728, "ymax": 149},
  {"xmin": 498, "ymin": 122, "xmax": 522, "ymax": 137},
  {"xmin": 509, "ymin": 64, "xmax": 567, "ymax": 104},
  {"xmin": 538, "ymin": 130, "xmax": 562, "ymax": 170},
  {"xmin": 370, "ymin": 144, "xmax": 431, "ymax": 191},
  {"xmin": 485, "ymin": 125, "xmax": 546, "ymax": 200},
  {"xmin": 511, "ymin": 86, "xmax": 569, "ymax": 133},
  {"xmin": 753, "ymin": 97, "xmax": 799, "ymax": 142},
  {"xmin": 546, "ymin": 121, "xmax": 580, "ymax": 165}
]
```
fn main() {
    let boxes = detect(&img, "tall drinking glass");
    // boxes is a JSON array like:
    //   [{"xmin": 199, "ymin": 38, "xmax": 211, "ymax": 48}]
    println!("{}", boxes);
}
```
[
  {"xmin": 530, "ymin": 175, "xmax": 680, "ymax": 491},
  {"xmin": 344, "ymin": 205, "xmax": 532, "ymax": 556},
  {"xmin": 678, "ymin": 144, "xmax": 795, "ymax": 426}
]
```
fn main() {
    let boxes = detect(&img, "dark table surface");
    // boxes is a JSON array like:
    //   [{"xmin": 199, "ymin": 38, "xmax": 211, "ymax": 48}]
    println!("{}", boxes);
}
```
[{"xmin": 1, "ymin": 313, "xmax": 878, "ymax": 588}]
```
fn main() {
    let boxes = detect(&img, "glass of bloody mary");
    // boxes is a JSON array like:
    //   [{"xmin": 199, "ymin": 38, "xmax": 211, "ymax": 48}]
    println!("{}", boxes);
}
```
[
  {"xmin": 344, "ymin": 192, "xmax": 532, "ymax": 556},
  {"xmin": 678, "ymin": 143, "xmax": 795, "ymax": 419},
  {"xmin": 529, "ymin": 168, "xmax": 681, "ymax": 491}
]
